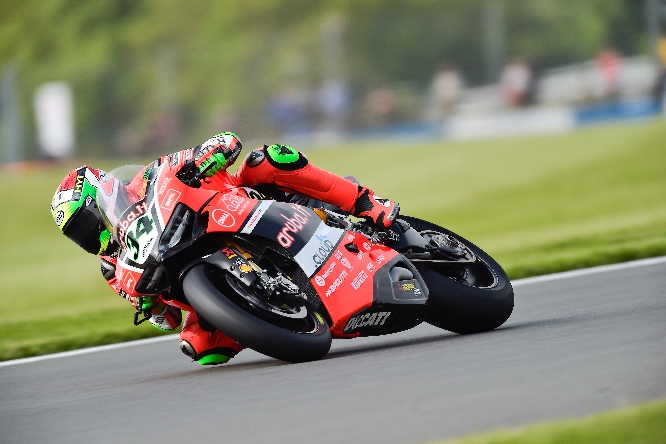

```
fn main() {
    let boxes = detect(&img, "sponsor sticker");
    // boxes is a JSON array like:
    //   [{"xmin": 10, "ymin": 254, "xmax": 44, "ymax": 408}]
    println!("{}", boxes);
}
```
[
  {"xmin": 160, "ymin": 189, "xmax": 181, "ymax": 211},
  {"xmin": 73, "ymin": 170, "xmax": 85, "ymax": 201},
  {"xmin": 55, "ymin": 210, "xmax": 64, "ymax": 226},
  {"xmin": 363, "ymin": 242, "xmax": 372, "ymax": 251},
  {"xmin": 277, "ymin": 205, "xmax": 311, "ymax": 248},
  {"xmin": 124, "ymin": 273, "xmax": 137, "ymax": 294},
  {"xmin": 351, "ymin": 270, "xmax": 368, "ymax": 290},
  {"xmin": 366, "ymin": 262, "xmax": 376, "ymax": 273},
  {"xmin": 241, "ymin": 201, "xmax": 272, "ymax": 234},
  {"xmin": 221, "ymin": 247, "xmax": 237, "ymax": 259},
  {"xmin": 314, "ymin": 262, "xmax": 336, "ymax": 287},
  {"xmin": 397, "ymin": 282, "xmax": 417, "ymax": 292},
  {"xmin": 311, "ymin": 236, "xmax": 335, "ymax": 268},
  {"xmin": 325, "ymin": 270, "xmax": 348, "ymax": 297},
  {"xmin": 344, "ymin": 311, "xmax": 391, "ymax": 332},
  {"xmin": 212, "ymin": 209, "xmax": 236, "ymax": 228},
  {"xmin": 376, "ymin": 253, "xmax": 386, "ymax": 265},
  {"xmin": 223, "ymin": 194, "xmax": 246, "ymax": 212},
  {"xmin": 157, "ymin": 177, "xmax": 172, "ymax": 195},
  {"xmin": 293, "ymin": 222, "xmax": 344, "ymax": 277}
]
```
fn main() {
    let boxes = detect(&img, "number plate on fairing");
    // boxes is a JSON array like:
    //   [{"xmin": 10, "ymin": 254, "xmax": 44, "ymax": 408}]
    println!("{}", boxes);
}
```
[{"xmin": 118, "ymin": 197, "xmax": 164, "ymax": 268}]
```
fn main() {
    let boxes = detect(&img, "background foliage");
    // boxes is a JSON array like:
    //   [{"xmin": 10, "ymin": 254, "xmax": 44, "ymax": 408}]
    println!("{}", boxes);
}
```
[{"xmin": 0, "ymin": 0, "xmax": 648, "ymax": 157}]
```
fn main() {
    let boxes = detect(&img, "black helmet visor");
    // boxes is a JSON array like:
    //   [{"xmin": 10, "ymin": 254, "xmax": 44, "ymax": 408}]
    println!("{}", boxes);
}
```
[{"xmin": 62, "ymin": 202, "xmax": 104, "ymax": 254}]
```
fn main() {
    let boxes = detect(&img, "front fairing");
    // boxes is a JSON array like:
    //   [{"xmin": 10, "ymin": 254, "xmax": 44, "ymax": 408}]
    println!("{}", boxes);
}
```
[{"xmin": 97, "ymin": 164, "xmax": 217, "ymax": 298}]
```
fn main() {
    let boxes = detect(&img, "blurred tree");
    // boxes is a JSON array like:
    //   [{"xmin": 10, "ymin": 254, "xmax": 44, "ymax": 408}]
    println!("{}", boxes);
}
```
[{"xmin": 0, "ymin": 0, "xmax": 649, "ymax": 156}]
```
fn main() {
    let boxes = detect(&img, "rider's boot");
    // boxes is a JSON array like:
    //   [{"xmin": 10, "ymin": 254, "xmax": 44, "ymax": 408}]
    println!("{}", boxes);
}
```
[
  {"xmin": 235, "ymin": 144, "xmax": 400, "ymax": 228},
  {"xmin": 179, "ymin": 311, "xmax": 244, "ymax": 365}
]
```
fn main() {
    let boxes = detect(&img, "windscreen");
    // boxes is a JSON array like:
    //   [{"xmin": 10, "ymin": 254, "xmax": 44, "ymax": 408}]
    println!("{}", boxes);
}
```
[{"xmin": 96, "ymin": 167, "xmax": 143, "ymax": 242}]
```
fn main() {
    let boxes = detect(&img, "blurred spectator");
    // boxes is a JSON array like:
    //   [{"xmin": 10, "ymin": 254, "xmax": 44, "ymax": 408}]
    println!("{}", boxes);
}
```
[
  {"xmin": 499, "ymin": 58, "xmax": 532, "ymax": 108},
  {"xmin": 428, "ymin": 62, "xmax": 464, "ymax": 119},
  {"xmin": 657, "ymin": 38, "xmax": 666, "ymax": 115},
  {"xmin": 365, "ymin": 87, "xmax": 395, "ymax": 126},
  {"xmin": 317, "ymin": 79, "xmax": 349, "ymax": 131},
  {"xmin": 522, "ymin": 62, "xmax": 543, "ymax": 106},
  {"xmin": 596, "ymin": 48, "xmax": 621, "ymax": 100},
  {"xmin": 267, "ymin": 87, "xmax": 311, "ymax": 138}
]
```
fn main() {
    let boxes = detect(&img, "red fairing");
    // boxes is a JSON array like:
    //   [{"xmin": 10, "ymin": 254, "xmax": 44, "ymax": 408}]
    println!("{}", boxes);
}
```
[
  {"xmin": 204, "ymin": 192, "xmax": 261, "ymax": 233},
  {"xmin": 311, "ymin": 231, "xmax": 398, "ymax": 338}
]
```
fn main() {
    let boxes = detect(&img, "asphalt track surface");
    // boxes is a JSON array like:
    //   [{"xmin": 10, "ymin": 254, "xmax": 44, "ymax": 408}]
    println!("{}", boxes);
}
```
[{"xmin": 1, "ymin": 258, "xmax": 665, "ymax": 444}]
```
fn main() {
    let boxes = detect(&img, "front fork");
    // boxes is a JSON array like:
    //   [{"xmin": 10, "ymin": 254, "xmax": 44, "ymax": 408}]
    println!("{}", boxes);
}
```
[{"xmin": 223, "ymin": 241, "xmax": 301, "ymax": 299}]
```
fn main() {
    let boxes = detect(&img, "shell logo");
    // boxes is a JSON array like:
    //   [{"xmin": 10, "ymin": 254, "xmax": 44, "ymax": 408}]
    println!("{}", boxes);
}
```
[{"xmin": 212, "ymin": 209, "xmax": 236, "ymax": 228}]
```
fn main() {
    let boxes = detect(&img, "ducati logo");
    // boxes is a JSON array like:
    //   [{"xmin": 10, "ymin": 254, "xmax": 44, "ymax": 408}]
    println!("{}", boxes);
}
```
[{"xmin": 344, "ymin": 311, "xmax": 392, "ymax": 332}]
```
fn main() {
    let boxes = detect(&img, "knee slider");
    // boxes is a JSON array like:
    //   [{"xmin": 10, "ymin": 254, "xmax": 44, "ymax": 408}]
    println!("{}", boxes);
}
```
[{"xmin": 264, "ymin": 144, "xmax": 308, "ymax": 171}]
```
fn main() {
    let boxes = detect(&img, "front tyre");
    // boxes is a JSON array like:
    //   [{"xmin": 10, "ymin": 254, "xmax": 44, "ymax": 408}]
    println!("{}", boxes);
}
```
[
  {"xmin": 399, "ymin": 216, "xmax": 514, "ymax": 334},
  {"xmin": 183, "ymin": 264, "xmax": 331, "ymax": 363}
]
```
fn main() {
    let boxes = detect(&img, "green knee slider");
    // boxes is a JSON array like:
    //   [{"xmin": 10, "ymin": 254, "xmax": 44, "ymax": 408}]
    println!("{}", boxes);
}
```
[{"xmin": 264, "ymin": 144, "xmax": 308, "ymax": 171}]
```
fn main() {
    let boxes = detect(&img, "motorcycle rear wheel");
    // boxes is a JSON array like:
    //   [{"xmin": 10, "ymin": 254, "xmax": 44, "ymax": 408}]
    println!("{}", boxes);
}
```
[
  {"xmin": 399, "ymin": 216, "xmax": 514, "ymax": 334},
  {"xmin": 183, "ymin": 263, "xmax": 332, "ymax": 363}
]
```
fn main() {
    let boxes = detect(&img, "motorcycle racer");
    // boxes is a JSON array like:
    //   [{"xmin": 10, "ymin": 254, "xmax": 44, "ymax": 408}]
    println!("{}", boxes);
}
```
[{"xmin": 50, "ymin": 132, "xmax": 399, "ymax": 366}]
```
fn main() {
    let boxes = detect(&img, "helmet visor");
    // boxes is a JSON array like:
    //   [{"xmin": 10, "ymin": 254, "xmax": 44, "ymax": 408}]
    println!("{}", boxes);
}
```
[{"xmin": 62, "ymin": 201, "xmax": 104, "ymax": 254}]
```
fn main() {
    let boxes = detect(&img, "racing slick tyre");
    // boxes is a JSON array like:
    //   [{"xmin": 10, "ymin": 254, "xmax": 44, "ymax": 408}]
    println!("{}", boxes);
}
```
[
  {"xmin": 399, "ymin": 216, "xmax": 514, "ymax": 334},
  {"xmin": 183, "ymin": 263, "xmax": 332, "ymax": 363}
]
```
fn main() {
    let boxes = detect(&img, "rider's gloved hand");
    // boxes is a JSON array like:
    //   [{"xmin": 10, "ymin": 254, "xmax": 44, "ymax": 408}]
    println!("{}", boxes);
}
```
[
  {"xmin": 352, "ymin": 186, "xmax": 400, "ymax": 229},
  {"xmin": 194, "ymin": 132, "xmax": 242, "ymax": 178},
  {"xmin": 134, "ymin": 296, "xmax": 182, "ymax": 331}
]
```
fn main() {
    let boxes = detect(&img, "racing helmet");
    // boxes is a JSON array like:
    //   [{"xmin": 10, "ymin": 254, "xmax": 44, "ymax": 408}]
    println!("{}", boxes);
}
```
[
  {"xmin": 51, "ymin": 166, "xmax": 111, "ymax": 255},
  {"xmin": 196, "ymin": 132, "xmax": 243, "ymax": 174}
]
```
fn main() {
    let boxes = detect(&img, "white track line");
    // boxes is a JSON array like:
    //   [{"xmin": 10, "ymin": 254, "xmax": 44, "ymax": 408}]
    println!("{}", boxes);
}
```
[
  {"xmin": 511, "ymin": 256, "xmax": 666, "ymax": 287},
  {"xmin": 2, "ymin": 256, "xmax": 665, "ymax": 368},
  {"xmin": 0, "ymin": 334, "xmax": 178, "ymax": 368}
]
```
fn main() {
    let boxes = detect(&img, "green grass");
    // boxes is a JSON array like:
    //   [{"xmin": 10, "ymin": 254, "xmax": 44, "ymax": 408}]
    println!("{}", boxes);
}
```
[
  {"xmin": 1, "ymin": 119, "xmax": 665, "ymax": 361},
  {"xmin": 437, "ymin": 398, "xmax": 666, "ymax": 444}
]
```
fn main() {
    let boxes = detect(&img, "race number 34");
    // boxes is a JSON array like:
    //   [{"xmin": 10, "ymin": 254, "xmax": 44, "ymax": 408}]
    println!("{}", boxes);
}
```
[{"xmin": 125, "ymin": 215, "xmax": 155, "ymax": 260}]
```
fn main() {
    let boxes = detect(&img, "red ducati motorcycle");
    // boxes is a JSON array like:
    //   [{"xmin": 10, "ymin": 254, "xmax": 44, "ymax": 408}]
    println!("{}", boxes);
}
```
[{"xmin": 101, "ymin": 163, "xmax": 513, "ymax": 363}]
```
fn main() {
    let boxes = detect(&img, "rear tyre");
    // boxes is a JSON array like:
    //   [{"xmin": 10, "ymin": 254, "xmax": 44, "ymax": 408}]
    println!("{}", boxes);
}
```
[
  {"xmin": 399, "ymin": 216, "xmax": 514, "ymax": 334},
  {"xmin": 183, "ymin": 263, "xmax": 331, "ymax": 363}
]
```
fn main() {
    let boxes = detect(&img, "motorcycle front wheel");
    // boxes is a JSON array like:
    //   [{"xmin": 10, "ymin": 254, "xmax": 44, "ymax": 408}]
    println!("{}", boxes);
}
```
[
  {"xmin": 399, "ymin": 216, "xmax": 514, "ymax": 334},
  {"xmin": 183, "ymin": 263, "xmax": 332, "ymax": 363}
]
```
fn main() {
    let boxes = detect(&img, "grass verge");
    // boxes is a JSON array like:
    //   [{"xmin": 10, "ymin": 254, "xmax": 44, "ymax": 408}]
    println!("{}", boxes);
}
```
[
  {"xmin": 1, "ymin": 119, "xmax": 665, "ymax": 360},
  {"xmin": 437, "ymin": 398, "xmax": 666, "ymax": 444}
]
